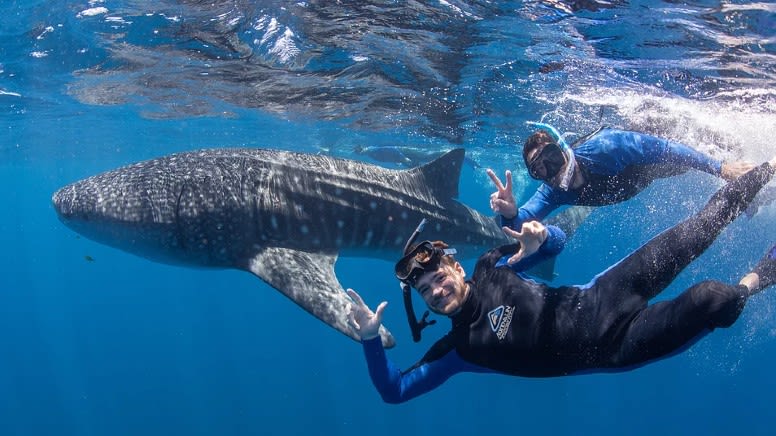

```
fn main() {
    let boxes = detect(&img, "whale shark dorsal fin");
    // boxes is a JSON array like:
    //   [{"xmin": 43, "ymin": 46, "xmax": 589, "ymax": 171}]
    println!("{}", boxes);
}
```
[
  {"xmin": 410, "ymin": 148, "xmax": 465, "ymax": 199},
  {"xmin": 244, "ymin": 247, "xmax": 396, "ymax": 348}
]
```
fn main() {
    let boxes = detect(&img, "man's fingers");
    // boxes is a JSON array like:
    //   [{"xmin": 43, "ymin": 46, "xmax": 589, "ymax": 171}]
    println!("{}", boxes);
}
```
[
  {"xmin": 492, "ymin": 198, "xmax": 506, "ymax": 210},
  {"xmin": 346, "ymin": 308, "xmax": 361, "ymax": 330},
  {"xmin": 502, "ymin": 226, "xmax": 521, "ymax": 239},
  {"xmin": 374, "ymin": 301, "xmax": 388, "ymax": 320},
  {"xmin": 346, "ymin": 288, "xmax": 365, "ymax": 306},
  {"xmin": 508, "ymin": 244, "xmax": 526, "ymax": 264},
  {"xmin": 504, "ymin": 170, "xmax": 513, "ymax": 193},
  {"xmin": 486, "ymin": 168, "xmax": 505, "ymax": 190}
]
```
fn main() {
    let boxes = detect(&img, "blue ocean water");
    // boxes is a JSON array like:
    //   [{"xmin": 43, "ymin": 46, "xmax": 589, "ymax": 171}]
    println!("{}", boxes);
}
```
[{"xmin": 2, "ymin": 1, "xmax": 776, "ymax": 435}]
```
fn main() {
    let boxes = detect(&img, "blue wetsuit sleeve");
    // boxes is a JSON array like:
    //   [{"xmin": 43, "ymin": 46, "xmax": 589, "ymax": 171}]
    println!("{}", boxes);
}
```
[
  {"xmin": 541, "ymin": 224, "xmax": 566, "ymax": 256},
  {"xmin": 663, "ymin": 140, "xmax": 722, "ymax": 175},
  {"xmin": 361, "ymin": 336, "xmax": 485, "ymax": 404},
  {"xmin": 577, "ymin": 130, "xmax": 721, "ymax": 176},
  {"xmin": 516, "ymin": 186, "xmax": 555, "ymax": 223},
  {"xmin": 501, "ymin": 184, "xmax": 564, "ymax": 229}
]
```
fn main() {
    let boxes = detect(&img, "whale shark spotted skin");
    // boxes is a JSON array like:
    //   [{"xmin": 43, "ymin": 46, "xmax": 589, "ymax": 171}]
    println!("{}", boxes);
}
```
[{"xmin": 52, "ymin": 148, "xmax": 510, "ymax": 347}]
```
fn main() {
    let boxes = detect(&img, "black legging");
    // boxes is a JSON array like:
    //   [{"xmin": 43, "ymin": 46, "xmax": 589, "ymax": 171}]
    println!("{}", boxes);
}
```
[{"xmin": 583, "ymin": 162, "xmax": 775, "ymax": 368}]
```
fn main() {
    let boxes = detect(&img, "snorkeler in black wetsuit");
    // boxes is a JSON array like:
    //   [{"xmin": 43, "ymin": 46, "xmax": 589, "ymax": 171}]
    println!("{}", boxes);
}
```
[{"xmin": 347, "ymin": 159, "xmax": 776, "ymax": 404}]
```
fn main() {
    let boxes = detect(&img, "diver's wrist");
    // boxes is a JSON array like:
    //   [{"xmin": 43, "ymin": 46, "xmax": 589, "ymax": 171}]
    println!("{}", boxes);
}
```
[{"xmin": 360, "ymin": 331, "xmax": 381, "ymax": 341}]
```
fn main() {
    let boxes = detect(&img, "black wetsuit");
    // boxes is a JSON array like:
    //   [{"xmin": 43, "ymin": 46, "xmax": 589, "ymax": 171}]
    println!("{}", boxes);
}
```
[{"xmin": 361, "ymin": 162, "xmax": 774, "ymax": 403}]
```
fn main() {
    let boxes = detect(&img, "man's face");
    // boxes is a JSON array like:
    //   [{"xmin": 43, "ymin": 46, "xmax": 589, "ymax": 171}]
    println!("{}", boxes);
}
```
[
  {"xmin": 415, "ymin": 262, "xmax": 467, "ymax": 315},
  {"xmin": 526, "ymin": 143, "xmax": 567, "ymax": 186}
]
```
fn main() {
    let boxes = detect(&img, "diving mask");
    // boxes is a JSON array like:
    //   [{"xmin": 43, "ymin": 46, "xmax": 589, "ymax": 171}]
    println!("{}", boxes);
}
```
[{"xmin": 526, "ymin": 121, "xmax": 577, "ymax": 190}]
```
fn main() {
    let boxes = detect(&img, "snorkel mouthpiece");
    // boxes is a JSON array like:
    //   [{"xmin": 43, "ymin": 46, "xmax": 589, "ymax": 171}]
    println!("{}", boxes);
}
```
[{"xmin": 526, "ymin": 121, "xmax": 576, "ymax": 190}]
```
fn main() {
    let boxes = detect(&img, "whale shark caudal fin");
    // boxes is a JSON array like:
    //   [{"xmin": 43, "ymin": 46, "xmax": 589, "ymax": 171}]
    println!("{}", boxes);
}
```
[
  {"xmin": 410, "ymin": 148, "xmax": 465, "ymax": 200},
  {"xmin": 244, "ymin": 247, "xmax": 396, "ymax": 348}
]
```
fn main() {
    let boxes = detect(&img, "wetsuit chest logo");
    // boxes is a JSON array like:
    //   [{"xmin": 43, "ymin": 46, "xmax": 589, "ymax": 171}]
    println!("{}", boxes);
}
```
[{"xmin": 487, "ymin": 305, "xmax": 515, "ymax": 341}]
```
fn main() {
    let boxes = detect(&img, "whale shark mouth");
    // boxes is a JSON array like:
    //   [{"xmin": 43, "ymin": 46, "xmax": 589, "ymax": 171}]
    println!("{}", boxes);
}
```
[{"xmin": 52, "ymin": 185, "xmax": 78, "ymax": 220}]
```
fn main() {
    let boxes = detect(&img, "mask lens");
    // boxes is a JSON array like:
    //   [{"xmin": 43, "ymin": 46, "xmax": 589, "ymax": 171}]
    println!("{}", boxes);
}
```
[
  {"xmin": 528, "ymin": 143, "xmax": 565, "ymax": 181},
  {"xmin": 527, "ymin": 156, "xmax": 547, "ymax": 179},
  {"xmin": 395, "ymin": 242, "xmax": 437, "ymax": 286}
]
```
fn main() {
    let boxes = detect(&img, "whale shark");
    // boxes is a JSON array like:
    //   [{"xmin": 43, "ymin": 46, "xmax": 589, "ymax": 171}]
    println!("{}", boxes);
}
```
[{"xmin": 52, "ymin": 148, "xmax": 511, "ymax": 347}]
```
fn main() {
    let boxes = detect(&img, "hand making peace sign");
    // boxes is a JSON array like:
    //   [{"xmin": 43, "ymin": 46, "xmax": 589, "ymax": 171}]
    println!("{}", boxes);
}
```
[{"xmin": 486, "ymin": 168, "xmax": 517, "ymax": 219}]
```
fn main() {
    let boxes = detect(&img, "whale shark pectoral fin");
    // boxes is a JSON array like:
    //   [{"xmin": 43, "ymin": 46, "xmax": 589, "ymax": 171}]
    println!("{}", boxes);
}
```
[{"xmin": 244, "ymin": 247, "xmax": 396, "ymax": 349}]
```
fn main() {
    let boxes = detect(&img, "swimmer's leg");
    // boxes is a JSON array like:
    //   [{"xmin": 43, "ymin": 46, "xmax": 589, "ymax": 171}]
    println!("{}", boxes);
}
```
[
  {"xmin": 592, "ymin": 162, "xmax": 775, "ymax": 303},
  {"xmin": 740, "ymin": 243, "xmax": 776, "ymax": 295},
  {"xmin": 609, "ymin": 280, "xmax": 747, "ymax": 368}
]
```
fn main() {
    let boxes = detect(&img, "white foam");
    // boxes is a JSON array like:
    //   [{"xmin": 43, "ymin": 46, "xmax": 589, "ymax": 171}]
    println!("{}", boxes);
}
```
[
  {"xmin": 270, "ymin": 28, "xmax": 300, "ymax": 63},
  {"xmin": 564, "ymin": 88, "xmax": 776, "ymax": 162},
  {"xmin": 77, "ymin": 7, "xmax": 108, "ymax": 18},
  {"xmin": 36, "ymin": 26, "xmax": 55, "ymax": 40}
]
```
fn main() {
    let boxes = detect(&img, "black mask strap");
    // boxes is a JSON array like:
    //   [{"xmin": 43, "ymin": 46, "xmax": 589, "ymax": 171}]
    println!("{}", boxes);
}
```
[
  {"xmin": 402, "ymin": 283, "xmax": 437, "ymax": 342},
  {"xmin": 399, "ymin": 218, "xmax": 441, "ymax": 342}
]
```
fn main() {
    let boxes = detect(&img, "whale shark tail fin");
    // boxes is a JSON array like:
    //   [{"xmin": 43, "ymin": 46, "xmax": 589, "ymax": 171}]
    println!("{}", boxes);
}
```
[{"xmin": 410, "ymin": 148, "xmax": 465, "ymax": 200}]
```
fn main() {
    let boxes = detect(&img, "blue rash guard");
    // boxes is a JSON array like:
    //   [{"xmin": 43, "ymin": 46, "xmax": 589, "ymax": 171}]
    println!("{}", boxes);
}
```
[
  {"xmin": 359, "ymin": 162, "xmax": 775, "ymax": 404},
  {"xmin": 510, "ymin": 128, "xmax": 723, "ymax": 225}
]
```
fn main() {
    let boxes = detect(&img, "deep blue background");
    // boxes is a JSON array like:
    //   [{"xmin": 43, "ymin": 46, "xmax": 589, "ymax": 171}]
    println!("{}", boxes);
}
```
[
  {"xmin": 2, "ymin": 1, "xmax": 776, "ymax": 435},
  {"xmin": 2, "ymin": 111, "xmax": 775, "ymax": 436}
]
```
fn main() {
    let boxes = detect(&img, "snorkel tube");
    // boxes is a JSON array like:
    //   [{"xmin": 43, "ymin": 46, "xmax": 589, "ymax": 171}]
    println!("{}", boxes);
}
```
[
  {"xmin": 399, "ymin": 218, "xmax": 436, "ymax": 342},
  {"xmin": 526, "ymin": 121, "xmax": 577, "ymax": 191}
]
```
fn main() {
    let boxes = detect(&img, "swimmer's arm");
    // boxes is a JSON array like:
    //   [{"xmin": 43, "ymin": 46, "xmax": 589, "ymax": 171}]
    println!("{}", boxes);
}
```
[{"xmin": 361, "ymin": 337, "xmax": 480, "ymax": 404}]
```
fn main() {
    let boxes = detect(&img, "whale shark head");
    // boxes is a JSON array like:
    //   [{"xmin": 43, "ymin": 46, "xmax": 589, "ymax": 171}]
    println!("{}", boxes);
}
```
[
  {"xmin": 52, "ymin": 173, "xmax": 143, "ymax": 247},
  {"xmin": 51, "ymin": 160, "xmax": 205, "ymax": 266},
  {"xmin": 53, "ymin": 182, "xmax": 88, "ymax": 224}
]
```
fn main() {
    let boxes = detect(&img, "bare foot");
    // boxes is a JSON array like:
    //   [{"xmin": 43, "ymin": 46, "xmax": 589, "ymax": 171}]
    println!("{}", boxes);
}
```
[
  {"xmin": 745, "ymin": 243, "xmax": 776, "ymax": 295},
  {"xmin": 739, "ymin": 272, "xmax": 760, "ymax": 295}
]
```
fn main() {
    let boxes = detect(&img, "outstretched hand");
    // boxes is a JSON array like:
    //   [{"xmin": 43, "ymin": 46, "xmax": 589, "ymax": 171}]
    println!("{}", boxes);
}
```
[
  {"xmin": 487, "ymin": 169, "xmax": 517, "ymax": 219},
  {"xmin": 346, "ymin": 289, "xmax": 387, "ymax": 341},
  {"xmin": 501, "ymin": 221, "xmax": 548, "ymax": 265}
]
